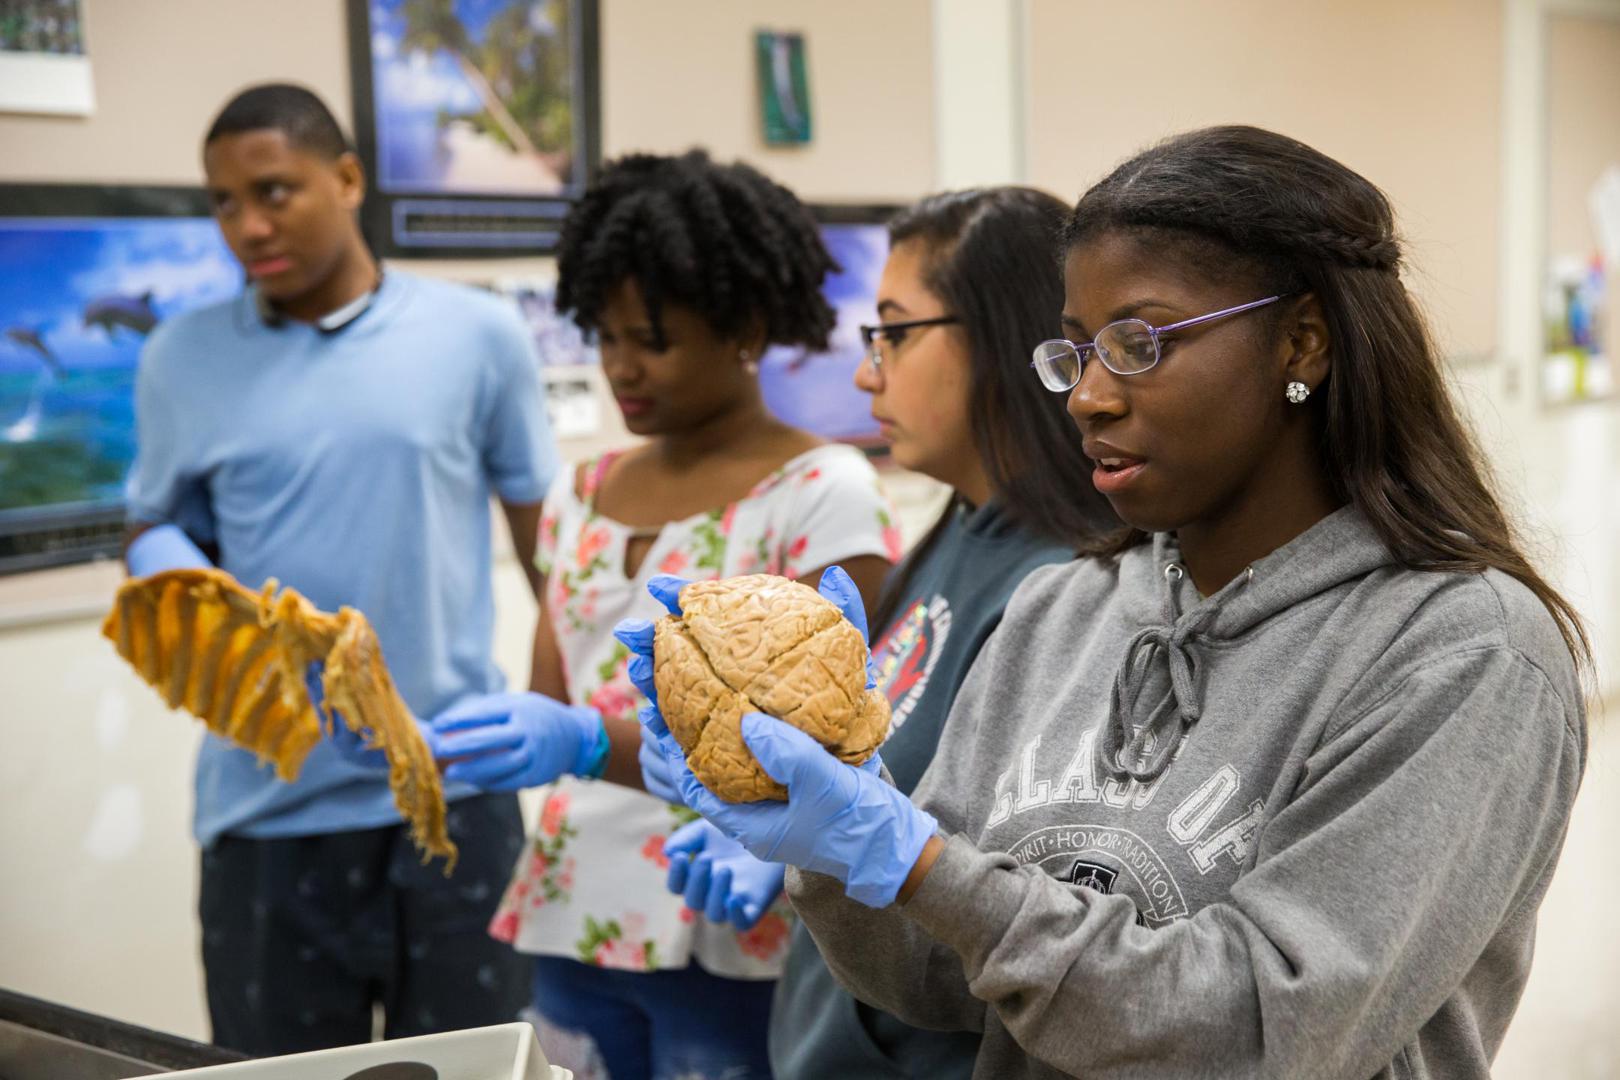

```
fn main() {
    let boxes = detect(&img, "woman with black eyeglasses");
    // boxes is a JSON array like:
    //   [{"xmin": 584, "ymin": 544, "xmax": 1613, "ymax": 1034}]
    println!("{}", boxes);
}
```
[
  {"xmin": 629, "ymin": 127, "xmax": 1589, "ymax": 1078},
  {"xmin": 653, "ymin": 186, "xmax": 1117, "ymax": 1079}
]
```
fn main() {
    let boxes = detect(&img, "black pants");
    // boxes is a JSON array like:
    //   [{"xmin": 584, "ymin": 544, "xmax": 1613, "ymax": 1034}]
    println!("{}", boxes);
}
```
[{"xmin": 199, "ymin": 793, "xmax": 530, "ymax": 1056}]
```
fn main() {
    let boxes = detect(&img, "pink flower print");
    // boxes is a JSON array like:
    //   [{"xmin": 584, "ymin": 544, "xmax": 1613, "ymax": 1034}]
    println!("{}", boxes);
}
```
[
  {"xmin": 658, "ymin": 549, "xmax": 690, "ymax": 575},
  {"xmin": 720, "ymin": 504, "xmax": 738, "ymax": 536},
  {"xmin": 801, "ymin": 467, "xmax": 822, "ymax": 484},
  {"xmin": 527, "ymin": 848, "xmax": 551, "ymax": 878},
  {"xmin": 488, "ymin": 907, "xmax": 520, "ymax": 943},
  {"xmin": 738, "ymin": 553, "xmax": 757, "ymax": 572},
  {"xmin": 640, "ymin": 834, "xmax": 671, "ymax": 869},
  {"xmin": 560, "ymin": 857, "xmax": 576, "ymax": 891},
  {"xmin": 678, "ymin": 906, "xmax": 695, "ymax": 924},
  {"xmin": 737, "ymin": 912, "xmax": 790, "ymax": 960},
  {"xmin": 586, "ymin": 681, "xmax": 637, "ymax": 724},
  {"xmin": 577, "ymin": 526, "xmax": 612, "ymax": 569},
  {"xmin": 593, "ymin": 917, "xmax": 651, "ymax": 970},
  {"xmin": 787, "ymin": 535, "xmax": 809, "ymax": 561},
  {"xmin": 599, "ymin": 941, "xmax": 649, "ymax": 970},
  {"xmin": 882, "ymin": 525, "xmax": 904, "ymax": 562},
  {"xmin": 541, "ymin": 793, "xmax": 570, "ymax": 837}
]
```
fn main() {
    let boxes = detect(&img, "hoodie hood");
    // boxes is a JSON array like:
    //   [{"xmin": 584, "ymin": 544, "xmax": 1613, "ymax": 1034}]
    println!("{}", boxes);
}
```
[{"xmin": 1103, "ymin": 506, "xmax": 1397, "ymax": 781}]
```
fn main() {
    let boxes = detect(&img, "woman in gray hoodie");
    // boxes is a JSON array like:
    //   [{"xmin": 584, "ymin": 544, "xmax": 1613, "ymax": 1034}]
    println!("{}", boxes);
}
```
[{"xmin": 625, "ymin": 125, "xmax": 1589, "ymax": 1079}]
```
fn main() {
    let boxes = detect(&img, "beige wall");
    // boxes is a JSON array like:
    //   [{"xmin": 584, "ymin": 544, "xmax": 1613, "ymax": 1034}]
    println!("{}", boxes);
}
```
[
  {"xmin": 601, "ymin": 0, "xmax": 934, "ymax": 200},
  {"xmin": 0, "ymin": 0, "xmax": 935, "ymax": 199},
  {"xmin": 1024, "ymin": 0, "xmax": 1502, "ymax": 362},
  {"xmin": 0, "ymin": 1, "xmax": 353, "ymax": 184},
  {"xmin": 1545, "ymin": 12, "xmax": 1620, "ymax": 259}
]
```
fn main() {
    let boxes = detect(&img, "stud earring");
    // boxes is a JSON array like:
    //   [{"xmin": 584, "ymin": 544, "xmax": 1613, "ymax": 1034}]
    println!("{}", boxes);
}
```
[
  {"xmin": 741, "ymin": 348, "xmax": 759, "ymax": 376},
  {"xmin": 1285, "ymin": 381, "xmax": 1310, "ymax": 404}
]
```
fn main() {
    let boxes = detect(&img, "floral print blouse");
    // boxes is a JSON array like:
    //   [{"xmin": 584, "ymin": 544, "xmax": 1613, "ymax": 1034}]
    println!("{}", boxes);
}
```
[{"xmin": 489, "ymin": 443, "xmax": 901, "ymax": 979}]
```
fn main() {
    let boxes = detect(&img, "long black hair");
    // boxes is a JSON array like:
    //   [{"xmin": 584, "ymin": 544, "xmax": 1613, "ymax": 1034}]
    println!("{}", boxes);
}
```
[
  {"xmin": 554, "ymin": 149, "xmax": 836, "ymax": 350},
  {"xmin": 1063, "ymin": 125, "xmax": 1589, "ymax": 670},
  {"xmin": 872, "ymin": 187, "xmax": 1118, "ymax": 633}
]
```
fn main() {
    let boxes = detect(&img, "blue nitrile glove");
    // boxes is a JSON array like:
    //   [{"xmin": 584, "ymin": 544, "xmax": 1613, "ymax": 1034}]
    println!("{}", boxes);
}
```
[
  {"xmin": 428, "ymin": 691, "xmax": 609, "ymax": 792},
  {"xmin": 313, "ymin": 661, "xmax": 400, "ymax": 770},
  {"xmin": 614, "ymin": 573, "xmax": 691, "ymax": 797},
  {"xmin": 809, "ymin": 565, "xmax": 879, "ymax": 690},
  {"xmin": 646, "ymin": 711, "xmax": 935, "ymax": 908},
  {"xmin": 125, "ymin": 523, "xmax": 211, "ymax": 576},
  {"xmin": 664, "ymin": 818, "xmax": 786, "ymax": 930},
  {"xmin": 640, "ymin": 724, "xmax": 682, "ymax": 803}
]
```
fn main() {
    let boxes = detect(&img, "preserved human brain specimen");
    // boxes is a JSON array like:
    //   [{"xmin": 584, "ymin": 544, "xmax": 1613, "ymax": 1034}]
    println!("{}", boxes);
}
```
[{"xmin": 653, "ymin": 575, "xmax": 889, "ymax": 802}]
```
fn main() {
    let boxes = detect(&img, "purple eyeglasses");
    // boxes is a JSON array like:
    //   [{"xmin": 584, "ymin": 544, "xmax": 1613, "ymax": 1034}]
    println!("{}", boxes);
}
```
[{"xmin": 1031, "ymin": 295, "xmax": 1288, "ymax": 391}]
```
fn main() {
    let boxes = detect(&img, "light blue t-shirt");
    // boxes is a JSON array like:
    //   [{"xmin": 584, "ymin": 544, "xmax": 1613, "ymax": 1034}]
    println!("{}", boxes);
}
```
[{"xmin": 126, "ymin": 271, "xmax": 558, "ymax": 847}]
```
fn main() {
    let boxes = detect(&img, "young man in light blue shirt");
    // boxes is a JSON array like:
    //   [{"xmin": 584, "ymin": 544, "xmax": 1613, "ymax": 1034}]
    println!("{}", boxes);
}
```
[{"xmin": 123, "ymin": 83, "xmax": 557, "ymax": 1056}]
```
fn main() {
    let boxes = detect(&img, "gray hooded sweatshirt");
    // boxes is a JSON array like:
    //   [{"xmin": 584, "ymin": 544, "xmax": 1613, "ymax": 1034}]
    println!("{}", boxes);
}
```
[{"xmin": 787, "ymin": 507, "xmax": 1585, "ymax": 1079}]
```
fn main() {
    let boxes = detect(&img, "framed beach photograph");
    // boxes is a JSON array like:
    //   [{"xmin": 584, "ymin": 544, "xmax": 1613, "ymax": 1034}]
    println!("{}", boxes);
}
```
[{"xmin": 347, "ymin": 0, "xmax": 601, "ymax": 256}]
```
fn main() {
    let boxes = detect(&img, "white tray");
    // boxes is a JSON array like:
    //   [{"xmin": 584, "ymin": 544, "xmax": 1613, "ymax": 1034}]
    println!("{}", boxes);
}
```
[{"xmin": 164, "ymin": 1022, "xmax": 570, "ymax": 1079}]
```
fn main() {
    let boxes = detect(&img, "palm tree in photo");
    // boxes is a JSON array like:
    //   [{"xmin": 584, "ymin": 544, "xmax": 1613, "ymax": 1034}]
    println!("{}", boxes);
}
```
[{"xmin": 397, "ymin": 0, "xmax": 543, "ymax": 161}]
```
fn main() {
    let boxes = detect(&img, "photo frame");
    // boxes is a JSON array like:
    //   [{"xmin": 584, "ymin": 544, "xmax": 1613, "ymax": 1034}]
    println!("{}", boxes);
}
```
[
  {"xmin": 0, "ymin": 0, "xmax": 94, "ymax": 115},
  {"xmin": 755, "ymin": 29, "xmax": 811, "ymax": 145},
  {"xmin": 346, "ymin": 0, "xmax": 602, "ymax": 258}
]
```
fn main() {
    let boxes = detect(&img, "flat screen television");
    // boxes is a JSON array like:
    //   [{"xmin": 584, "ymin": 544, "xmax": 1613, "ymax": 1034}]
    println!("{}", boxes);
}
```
[
  {"xmin": 0, "ymin": 185, "xmax": 242, "ymax": 575},
  {"xmin": 759, "ymin": 206, "xmax": 897, "ymax": 450},
  {"xmin": 348, "ymin": 0, "xmax": 601, "ymax": 257}
]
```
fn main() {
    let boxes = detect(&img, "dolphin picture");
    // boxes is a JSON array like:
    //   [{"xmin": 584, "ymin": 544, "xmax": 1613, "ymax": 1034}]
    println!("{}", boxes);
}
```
[
  {"xmin": 83, "ymin": 291, "xmax": 158, "ymax": 337},
  {"xmin": 3, "ymin": 326, "xmax": 64, "ymax": 376}
]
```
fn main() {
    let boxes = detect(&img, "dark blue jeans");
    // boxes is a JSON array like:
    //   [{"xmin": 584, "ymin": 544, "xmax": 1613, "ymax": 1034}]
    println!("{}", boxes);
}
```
[
  {"xmin": 200, "ymin": 793, "xmax": 530, "ymax": 1056},
  {"xmin": 529, "ymin": 954, "xmax": 774, "ymax": 1080}
]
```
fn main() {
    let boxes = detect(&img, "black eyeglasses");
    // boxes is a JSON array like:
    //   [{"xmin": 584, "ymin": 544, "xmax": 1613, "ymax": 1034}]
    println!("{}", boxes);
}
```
[{"xmin": 858, "ymin": 316, "xmax": 959, "ymax": 376}]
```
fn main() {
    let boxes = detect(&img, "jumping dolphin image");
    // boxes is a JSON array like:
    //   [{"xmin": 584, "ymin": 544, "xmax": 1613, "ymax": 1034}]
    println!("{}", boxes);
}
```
[
  {"xmin": 83, "ymin": 291, "xmax": 158, "ymax": 336},
  {"xmin": 3, "ymin": 326, "xmax": 63, "ymax": 376}
]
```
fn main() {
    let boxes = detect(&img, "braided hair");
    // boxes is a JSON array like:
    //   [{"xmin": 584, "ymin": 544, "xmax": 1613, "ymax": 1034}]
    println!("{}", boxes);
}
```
[
  {"xmin": 555, "ymin": 149, "xmax": 837, "ymax": 350},
  {"xmin": 1062, "ymin": 125, "xmax": 1589, "ymax": 672}
]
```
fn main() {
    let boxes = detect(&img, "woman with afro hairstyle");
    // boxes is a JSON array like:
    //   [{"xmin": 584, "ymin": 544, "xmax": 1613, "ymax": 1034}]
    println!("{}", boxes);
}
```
[{"xmin": 446, "ymin": 149, "xmax": 900, "ymax": 1079}]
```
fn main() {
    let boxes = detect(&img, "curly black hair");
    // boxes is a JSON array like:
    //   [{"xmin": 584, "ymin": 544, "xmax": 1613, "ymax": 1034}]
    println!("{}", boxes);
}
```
[{"xmin": 554, "ymin": 149, "xmax": 837, "ymax": 350}]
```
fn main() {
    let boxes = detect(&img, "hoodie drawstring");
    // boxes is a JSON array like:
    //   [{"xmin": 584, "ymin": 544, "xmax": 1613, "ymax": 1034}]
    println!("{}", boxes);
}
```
[{"xmin": 1100, "ymin": 563, "xmax": 1242, "ymax": 784}]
